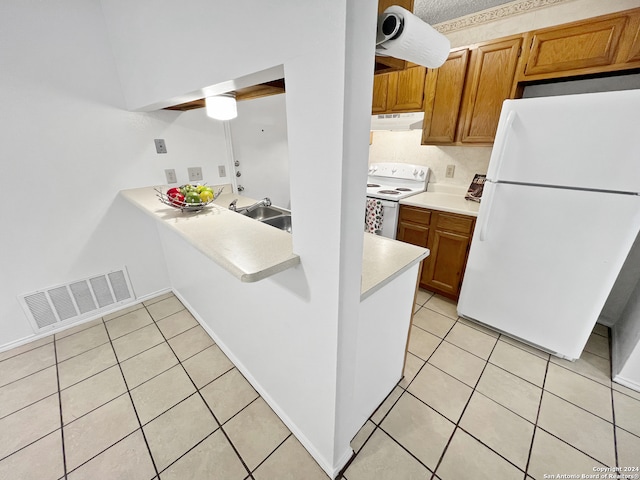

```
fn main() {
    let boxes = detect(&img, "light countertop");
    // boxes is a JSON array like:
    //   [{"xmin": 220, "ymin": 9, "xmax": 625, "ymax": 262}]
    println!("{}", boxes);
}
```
[
  {"xmin": 120, "ymin": 187, "xmax": 300, "ymax": 283},
  {"xmin": 361, "ymin": 233, "xmax": 429, "ymax": 300},
  {"xmin": 120, "ymin": 186, "xmax": 428, "ymax": 297},
  {"xmin": 400, "ymin": 184, "xmax": 481, "ymax": 217}
]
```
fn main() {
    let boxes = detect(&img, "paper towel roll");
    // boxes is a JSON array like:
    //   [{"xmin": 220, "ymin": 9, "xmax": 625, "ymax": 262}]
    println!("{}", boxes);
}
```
[{"xmin": 376, "ymin": 5, "xmax": 450, "ymax": 69}]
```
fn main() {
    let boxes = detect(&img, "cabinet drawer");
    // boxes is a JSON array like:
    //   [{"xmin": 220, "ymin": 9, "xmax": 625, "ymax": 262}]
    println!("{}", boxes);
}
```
[
  {"xmin": 399, "ymin": 206, "xmax": 431, "ymax": 225},
  {"xmin": 435, "ymin": 213, "xmax": 474, "ymax": 234}
]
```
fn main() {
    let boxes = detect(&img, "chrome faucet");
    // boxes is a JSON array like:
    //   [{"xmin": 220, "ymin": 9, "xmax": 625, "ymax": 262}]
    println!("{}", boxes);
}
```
[
  {"xmin": 246, "ymin": 197, "xmax": 272, "ymax": 212},
  {"xmin": 229, "ymin": 197, "xmax": 272, "ymax": 214}
]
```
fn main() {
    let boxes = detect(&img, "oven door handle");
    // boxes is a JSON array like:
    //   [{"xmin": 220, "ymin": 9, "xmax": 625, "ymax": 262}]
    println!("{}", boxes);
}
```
[{"xmin": 367, "ymin": 197, "xmax": 398, "ymax": 208}]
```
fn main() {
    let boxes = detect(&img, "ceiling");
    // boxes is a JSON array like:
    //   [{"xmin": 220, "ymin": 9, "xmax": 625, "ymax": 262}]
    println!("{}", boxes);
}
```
[{"xmin": 413, "ymin": 0, "xmax": 515, "ymax": 25}]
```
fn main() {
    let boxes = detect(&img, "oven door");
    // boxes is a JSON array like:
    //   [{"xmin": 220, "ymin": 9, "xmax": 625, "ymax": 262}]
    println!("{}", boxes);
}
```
[{"xmin": 367, "ymin": 197, "xmax": 399, "ymax": 239}]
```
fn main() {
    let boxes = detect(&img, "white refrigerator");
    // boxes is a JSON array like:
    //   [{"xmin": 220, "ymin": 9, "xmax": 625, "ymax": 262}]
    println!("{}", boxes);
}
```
[{"xmin": 457, "ymin": 89, "xmax": 640, "ymax": 360}]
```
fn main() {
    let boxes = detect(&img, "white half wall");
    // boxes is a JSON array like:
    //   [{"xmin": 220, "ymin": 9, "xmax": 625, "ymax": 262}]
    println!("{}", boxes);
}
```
[{"xmin": 99, "ymin": 0, "xmax": 379, "ymax": 475}]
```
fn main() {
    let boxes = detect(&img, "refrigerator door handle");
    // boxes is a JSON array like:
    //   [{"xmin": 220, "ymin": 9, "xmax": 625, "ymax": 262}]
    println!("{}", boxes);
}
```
[
  {"xmin": 478, "ymin": 181, "xmax": 496, "ymax": 242},
  {"xmin": 488, "ymin": 110, "xmax": 517, "ymax": 182}
]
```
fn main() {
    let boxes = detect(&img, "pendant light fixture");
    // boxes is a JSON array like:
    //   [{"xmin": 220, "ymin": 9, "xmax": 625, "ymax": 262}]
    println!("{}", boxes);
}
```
[{"xmin": 205, "ymin": 93, "xmax": 237, "ymax": 120}]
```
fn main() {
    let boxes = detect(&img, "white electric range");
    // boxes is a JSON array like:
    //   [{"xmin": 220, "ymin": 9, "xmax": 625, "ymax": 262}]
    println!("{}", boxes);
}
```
[{"xmin": 366, "ymin": 162, "xmax": 429, "ymax": 238}]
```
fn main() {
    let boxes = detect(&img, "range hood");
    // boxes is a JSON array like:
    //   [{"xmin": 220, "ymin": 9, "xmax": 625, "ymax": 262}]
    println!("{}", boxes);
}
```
[{"xmin": 371, "ymin": 111, "xmax": 424, "ymax": 131}]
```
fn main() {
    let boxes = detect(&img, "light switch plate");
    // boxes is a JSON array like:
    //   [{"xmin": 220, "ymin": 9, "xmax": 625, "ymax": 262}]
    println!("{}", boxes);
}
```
[
  {"xmin": 218, "ymin": 165, "xmax": 226, "ymax": 177},
  {"xmin": 154, "ymin": 139, "xmax": 167, "ymax": 154},
  {"xmin": 188, "ymin": 167, "xmax": 203, "ymax": 182}
]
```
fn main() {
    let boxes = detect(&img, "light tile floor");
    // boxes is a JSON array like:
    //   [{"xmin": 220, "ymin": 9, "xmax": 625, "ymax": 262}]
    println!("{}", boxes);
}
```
[
  {"xmin": 1, "ymin": 290, "xmax": 639, "ymax": 479},
  {"xmin": 343, "ymin": 290, "xmax": 640, "ymax": 480}
]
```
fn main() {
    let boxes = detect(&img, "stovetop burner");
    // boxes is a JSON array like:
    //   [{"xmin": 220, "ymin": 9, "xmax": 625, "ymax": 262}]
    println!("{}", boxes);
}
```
[{"xmin": 366, "ymin": 163, "xmax": 430, "ymax": 201}]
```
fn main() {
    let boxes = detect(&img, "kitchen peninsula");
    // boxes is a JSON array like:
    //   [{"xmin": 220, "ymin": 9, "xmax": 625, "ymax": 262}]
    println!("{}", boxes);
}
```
[
  {"xmin": 120, "ymin": 185, "xmax": 428, "ymax": 474},
  {"xmin": 120, "ymin": 186, "xmax": 428, "ymax": 297}
]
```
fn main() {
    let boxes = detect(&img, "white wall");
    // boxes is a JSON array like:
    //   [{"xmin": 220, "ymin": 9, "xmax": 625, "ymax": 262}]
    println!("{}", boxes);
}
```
[
  {"xmin": 229, "ymin": 95, "xmax": 291, "ymax": 208},
  {"xmin": 100, "ymin": 0, "xmax": 378, "ymax": 475},
  {"xmin": 0, "ymin": 0, "xmax": 230, "ymax": 347}
]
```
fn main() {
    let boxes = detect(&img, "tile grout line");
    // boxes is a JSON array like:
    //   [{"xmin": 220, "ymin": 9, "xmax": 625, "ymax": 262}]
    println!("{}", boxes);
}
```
[
  {"xmin": 542, "ymin": 390, "xmax": 616, "ymax": 426},
  {"xmin": 547, "ymin": 357, "xmax": 612, "ymax": 388},
  {"xmin": 376, "ymin": 423, "xmax": 435, "ymax": 476},
  {"xmin": 525, "ymin": 356, "xmax": 619, "ymax": 469},
  {"xmin": 534, "ymin": 425, "xmax": 616, "ymax": 468},
  {"xmin": 249, "ymin": 432, "xmax": 293, "ymax": 475},
  {"xmin": 55, "ymin": 339, "xmax": 112, "ymax": 365},
  {"xmin": 0, "ymin": 338, "xmax": 54, "ymax": 365},
  {"xmin": 53, "ymin": 337, "xmax": 69, "ymax": 480},
  {"xmin": 0, "ymin": 392, "xmax": 62, "ymax": 465},
  {"xmin": 411, "ymin": 324, "xmax": 495, "ymax": 365},
  {"xmin": 357, "ymin": 313, "xmax": 487, "ymax": 478},
  {"xmin": 608, "ymin": 332, "xmax": 619, "ymax": 469},
  {"xmin": 428, "ymin": 332, "xmax": 501, "ymax": 479},
  {"xmin": 0, "ymin": 352, "xmax": 57, "ymax": 391},
  {"xmin": 0, "ymin": 366, "xmax": 58, "ymax": 421},
  {"xmin": 523, "ymin": 351, "xmax": 550, "ymax": 477},
  {"xmin": 146, "ymin": 302, "xmax": 255, "ymax": 479},
  {"xmin": 102, "ymin": 315, "xmax": 161, "ymax": 479}
]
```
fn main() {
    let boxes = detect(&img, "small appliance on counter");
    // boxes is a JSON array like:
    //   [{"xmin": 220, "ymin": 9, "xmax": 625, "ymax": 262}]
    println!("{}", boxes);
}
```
[
  {"xmin": 366, "ymin": 163, "xmax": 429, "ymax": 239},
  {"xmin": 465, "ymin": 174, "xmax": 486, "ymax": 202}
]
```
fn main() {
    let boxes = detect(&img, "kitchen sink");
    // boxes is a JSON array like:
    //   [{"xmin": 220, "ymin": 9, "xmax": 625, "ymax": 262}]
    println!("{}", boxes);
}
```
[
  {"xmin": 243, "ymin": 206, "xmax": 288, "ymax": 221},
  {"xmin": 261, "ymin": 214, "xmax": 292, "ymax": 233}
]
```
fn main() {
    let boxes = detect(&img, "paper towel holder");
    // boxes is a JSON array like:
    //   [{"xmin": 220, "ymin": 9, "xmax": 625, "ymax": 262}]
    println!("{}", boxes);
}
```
[
  {"xmin": 375, "ymin": 5, "xmax": 450, "ymax": 69},
  {"xmin": 377, "ymin": 11, "xmax": 403, "ymax": 45}
]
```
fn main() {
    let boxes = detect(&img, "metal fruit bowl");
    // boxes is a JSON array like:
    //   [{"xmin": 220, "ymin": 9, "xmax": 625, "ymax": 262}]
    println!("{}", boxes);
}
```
[{"xmin": 155, "ymin": 185, "xmax": 224, "ymax": 212}]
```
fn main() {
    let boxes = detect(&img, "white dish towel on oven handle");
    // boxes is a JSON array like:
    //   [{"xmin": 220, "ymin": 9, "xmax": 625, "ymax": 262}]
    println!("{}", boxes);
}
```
[{"xmin": 365, "ymin": 198, "xmax": 384, "ymax": 234}]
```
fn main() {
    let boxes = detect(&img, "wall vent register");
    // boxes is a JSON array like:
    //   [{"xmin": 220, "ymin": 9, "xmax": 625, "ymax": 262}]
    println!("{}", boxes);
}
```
[{"xmin": 19, "ymin": 267, "xmax": 135, "ymax": 333}]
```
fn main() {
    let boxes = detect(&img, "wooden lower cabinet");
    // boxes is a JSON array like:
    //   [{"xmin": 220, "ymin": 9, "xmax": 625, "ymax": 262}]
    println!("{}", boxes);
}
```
[{"xmin": 397, "ymin": 205, "xmax": 476, "ymax": 300}]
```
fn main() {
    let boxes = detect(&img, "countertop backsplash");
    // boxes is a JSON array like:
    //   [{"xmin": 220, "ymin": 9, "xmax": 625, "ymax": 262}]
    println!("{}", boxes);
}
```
[{"xmin": 369, "ymin": 130, "xmax": 491, "ymax": 189}]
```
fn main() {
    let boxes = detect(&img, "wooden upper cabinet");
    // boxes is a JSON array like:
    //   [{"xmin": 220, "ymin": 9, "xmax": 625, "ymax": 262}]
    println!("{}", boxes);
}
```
[
  {"xmin": 372, "ymin": 66, "xmax": 427, "ymax": 114},
  {"xmin": 517, "ymin": 8, "xmax": 640, "ymax": 81},
  {"xmin": 627, "ymin": 27, "xmax": 640, "ymax": 63},
  {"xmin": 388, "ymin": 66, "xmax": 427, "ymax": 111},
  {"xmin": 372, "ymin": 74, "xmax": 389, "ymax": 114},
  {"xmin": 459, "ymin": 37, "xmax": 522, "ymax": 144},
  {"xmin": 421, "ymin": 37, "xmax": 521, "ymax": 146},
  {"xmin": 621, "ymin": 10, "xmax": 640, "ymax": 63},
  {"xmin": 422, "ymin": 49, "xmax": 469, "ymax": 144},
  {"xmin": 524, "ymin": 17, "xmax": 627, "ymax": 77}
]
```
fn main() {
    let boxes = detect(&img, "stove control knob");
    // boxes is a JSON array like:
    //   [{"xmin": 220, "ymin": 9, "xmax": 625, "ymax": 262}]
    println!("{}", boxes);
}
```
[
  {"xmin": 412, "ymin": 168, "xmax": 419, "ymax": 176},
  {"xmin": 419, "ymin": 170, "xmax": 425, "ymax": 177},
  {"xmin": 391, "ymin": 167, "xmax": 397, "ymax": 173}
]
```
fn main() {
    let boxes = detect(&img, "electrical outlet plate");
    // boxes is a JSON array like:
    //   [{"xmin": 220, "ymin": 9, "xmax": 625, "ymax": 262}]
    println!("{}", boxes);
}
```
[
  {"xmin": 188, "ymin": 167, "xmax": 203, "ymax": 182},
  {"xmin": 445, "ymin": 164, "xmax": 455, "ymax": 178},
  {"xmin": 218, "ymin": 165, "xmax": 226, "ymax": 177},
  {"xmin": 154, "ymin": 139, "xmax": 167, "ymax": 154},
  {"xmin": 165, "ymin": 169, "xmax": 177, "ymax": 184}
]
